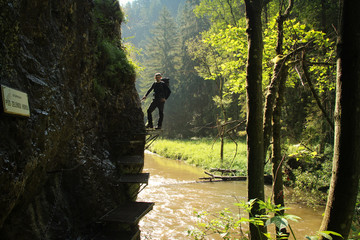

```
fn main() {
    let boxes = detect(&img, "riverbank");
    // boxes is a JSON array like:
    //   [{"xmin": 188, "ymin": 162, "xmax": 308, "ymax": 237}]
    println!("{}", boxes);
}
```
[
  {"xmin": 146, "ymin": 138, "xmax": 360, "ymax": 237},
  {"xmin": 147, "ymin": 138, "xmax": 329, "ymax": 206},
  {"xmin": 148, "ymin": 138, "xmax": 252, "ymax": 175}
]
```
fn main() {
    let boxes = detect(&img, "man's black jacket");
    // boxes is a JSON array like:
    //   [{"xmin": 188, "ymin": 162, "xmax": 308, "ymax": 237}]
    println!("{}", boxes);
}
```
[{"xmin": 145, "ymin": 81, "xmax": 171, "ymax": 99}]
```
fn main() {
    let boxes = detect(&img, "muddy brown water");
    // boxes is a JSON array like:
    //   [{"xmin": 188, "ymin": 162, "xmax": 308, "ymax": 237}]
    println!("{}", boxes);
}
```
[{"xmin": 138, "ymin": 151, "xmax": 324, "ymax": 239}]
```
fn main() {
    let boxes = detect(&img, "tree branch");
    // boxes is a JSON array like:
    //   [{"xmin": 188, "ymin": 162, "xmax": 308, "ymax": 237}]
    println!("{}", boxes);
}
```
[{"xmin": 301, "ymin": 51, "xmax": 334, "ymax": 130}]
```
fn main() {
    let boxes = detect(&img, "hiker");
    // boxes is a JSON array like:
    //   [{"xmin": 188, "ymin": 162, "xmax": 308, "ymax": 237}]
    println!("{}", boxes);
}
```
[{"xmin": 142, "ymin": 73, "xmax": 171, "ymax": 129}]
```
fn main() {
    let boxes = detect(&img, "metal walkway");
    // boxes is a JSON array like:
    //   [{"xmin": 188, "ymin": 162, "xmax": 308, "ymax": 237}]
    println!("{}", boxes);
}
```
[
  {"xmin": 118, "ymin": 173, "xmax": 149, "ymax": 184},
  {"xmin": 100, "ymin": 202, "xmax": 155, "ymax": 224},
  {"xmin": 145, "ymin": 129, "xmax": 162, "ymax": 149},
  {"xmin": 117, "ymin": 155, "xmax": 144, "ymax": 165}
]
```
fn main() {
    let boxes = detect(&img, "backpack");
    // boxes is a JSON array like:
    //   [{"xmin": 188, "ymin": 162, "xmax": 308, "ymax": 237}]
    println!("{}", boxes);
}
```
[{"xmin": 161, "ymin": 78, "xmax": 171, "ymax": 99}]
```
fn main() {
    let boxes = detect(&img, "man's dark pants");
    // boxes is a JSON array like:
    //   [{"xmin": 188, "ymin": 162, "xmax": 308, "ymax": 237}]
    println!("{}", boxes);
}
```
[{"xmin": 147, "ymin": 98, "xmax": 165, "ymax": 128}]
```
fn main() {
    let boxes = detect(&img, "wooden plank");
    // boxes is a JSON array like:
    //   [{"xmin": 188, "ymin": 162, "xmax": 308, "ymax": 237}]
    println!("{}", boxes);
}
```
[{"xmin": 100, "ymin": 202, "xmax": 154, "ymax": 224}]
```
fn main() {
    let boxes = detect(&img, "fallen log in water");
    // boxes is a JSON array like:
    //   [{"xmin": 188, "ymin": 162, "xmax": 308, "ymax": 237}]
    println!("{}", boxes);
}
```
[
  {"xmin": 209, "ymin": 168, "xmax": 238, "ymax": 174},
  {"xmin": 199, "ymin": 171, "xmax": 273, "ymax": 184},
  {"xmin": 203, "ymin": 171, "xmax": 247, "ymax": 181}
]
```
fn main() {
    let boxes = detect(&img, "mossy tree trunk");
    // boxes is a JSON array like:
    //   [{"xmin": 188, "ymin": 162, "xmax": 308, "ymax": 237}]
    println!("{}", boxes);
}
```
[
  {"xmin": 269, "ymin": 1, "xmax": 293, "ymax": 238},
  {"xmin": 320, "ymin": 1, "xmax": 360, "ymax": 239},
  {"xmin": 271, "ymin": 63, "xmax": 288, "ymax": 238},
  {"xmin": 244, "ymin": 0, "xmax": 266, "ymax": 239}
]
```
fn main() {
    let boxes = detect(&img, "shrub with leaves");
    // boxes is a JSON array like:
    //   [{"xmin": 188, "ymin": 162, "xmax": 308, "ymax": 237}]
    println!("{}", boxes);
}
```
[
  {"xmin": 188, "ymin": 198, "xmax": 301, "ymax": 240},
  {"xmin": 286, "ymin": 145, "xmax": 332, "ymax": 206},
  {"xmin": 188, "ymin": 198, "xmax": 345, "ymax": 240}
]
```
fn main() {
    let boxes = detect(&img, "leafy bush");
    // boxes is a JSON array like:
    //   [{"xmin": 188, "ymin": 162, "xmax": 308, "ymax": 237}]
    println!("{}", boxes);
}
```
[{"xmin": 285, "ymin": 144, "xmax": 333, "ymax": 206}]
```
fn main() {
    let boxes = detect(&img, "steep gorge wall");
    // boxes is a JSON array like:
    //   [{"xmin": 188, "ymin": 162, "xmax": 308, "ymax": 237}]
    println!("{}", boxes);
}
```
[{"xmin": 0, "ymin": 0, "xmax": 145, "ymax": 239}]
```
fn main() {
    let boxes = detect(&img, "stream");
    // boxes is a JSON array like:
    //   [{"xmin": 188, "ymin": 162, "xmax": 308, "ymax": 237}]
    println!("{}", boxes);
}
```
[{"xmin": 138, "ymin": 151, "xmax": 324, "ymax": 239}]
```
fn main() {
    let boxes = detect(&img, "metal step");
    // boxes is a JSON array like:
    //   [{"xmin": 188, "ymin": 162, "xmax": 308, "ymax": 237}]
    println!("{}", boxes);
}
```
[
  {"xmin": 118, "ymin": 155, "xmax": 144, "ymax": 165},
  {"xmin": 118, "ymin": 173, "xmax": 149, "ymax": 184},
  {"xmin": 92, "ymin": 230, "xmax": 140, "ymax": 240},
  {"xmin": 145, "ymin": 129, "xmax": 162, "ymax": 149},
  {"xmin": 100, "ymin": 202, "xmax": 155, "ymax": 224},
  {"xmin": 118, "ymin": 173, "xmax": 150, "ymax": 198},
  {"xmin": 113, "ymin": 140, "xmax": 145, "ymax": 145}
]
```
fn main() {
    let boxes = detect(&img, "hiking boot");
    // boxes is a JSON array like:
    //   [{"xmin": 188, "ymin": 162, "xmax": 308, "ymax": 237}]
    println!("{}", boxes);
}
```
[
  {"xmin": 146, "ymin": 124, "xmax": 153, "ymax": 128},
  {"xmin": 155, "ymin": 126, "xmax": 162, "ymax": 130}
]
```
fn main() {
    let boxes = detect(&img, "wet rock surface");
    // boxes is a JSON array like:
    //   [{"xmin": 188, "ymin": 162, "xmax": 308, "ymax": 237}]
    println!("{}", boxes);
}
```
[{"xmin": 0, "ymin": 0, "xmax": 144, "ymax": 239}]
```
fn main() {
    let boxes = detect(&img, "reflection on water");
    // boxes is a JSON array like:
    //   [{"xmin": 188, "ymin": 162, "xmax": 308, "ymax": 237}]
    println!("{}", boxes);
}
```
[{"xmin": 138, "ymin": 151, "xmax": 323, "ymax": 239}]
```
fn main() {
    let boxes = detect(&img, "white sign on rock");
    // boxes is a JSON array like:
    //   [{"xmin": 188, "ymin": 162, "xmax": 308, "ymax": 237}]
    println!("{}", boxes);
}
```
[{"xmin": 1, "ymin": 85, "xmax": 30, "ymax": 117}]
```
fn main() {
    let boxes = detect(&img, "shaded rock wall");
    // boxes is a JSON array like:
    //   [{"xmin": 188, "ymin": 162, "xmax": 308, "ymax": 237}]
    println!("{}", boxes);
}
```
[{"xmin": 0, "ymin": 0, "xmax": 145, "ymax": 239}]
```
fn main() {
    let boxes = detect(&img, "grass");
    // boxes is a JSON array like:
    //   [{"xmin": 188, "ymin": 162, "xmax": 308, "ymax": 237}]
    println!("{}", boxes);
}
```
[{"xmin": 148, "ymin": 138, "xmax": 249, "ymax": 175}]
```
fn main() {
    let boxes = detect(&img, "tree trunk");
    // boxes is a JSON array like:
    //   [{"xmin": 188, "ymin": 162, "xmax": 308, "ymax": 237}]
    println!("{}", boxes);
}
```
[
  {"xmin": 263, "ymin": 2, "xmax": 293, "ymax": 238},
  {"xmin": 319, "ymin": 1, "xmax": 360, "ymax": 239},
  {"xmin": 244, "ymin": 0, "xmax": 266, "ymax": 239},
  {"xmin": 272, "ymin": 2, "xmax": 293, "ymax": 239},
  {"xmin": 263, "ymin": 67, "xmax": 279, "ymax": 159},
  {"xmin": 301, "ymin": 52, "xmax": 334, "ymax": 130},
  {"xmin": 272, "ymin": 63, "xmax": 288, "ymax": 238},
  {"xmin": 263, "ymin": 0, "xmax": 293, "ymax": 162}
]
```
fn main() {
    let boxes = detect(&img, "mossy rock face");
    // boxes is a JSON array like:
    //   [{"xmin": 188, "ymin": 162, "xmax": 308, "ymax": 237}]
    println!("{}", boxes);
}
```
[{"xmin": 0, "ymin": 0, "xmax": 143, "ymax": 239}]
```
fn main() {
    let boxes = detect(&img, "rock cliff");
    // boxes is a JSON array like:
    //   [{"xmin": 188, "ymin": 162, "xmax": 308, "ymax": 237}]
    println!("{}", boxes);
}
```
[{"xmin": 0, "ymin": 0, "xmax": 145, "ymax": 239}]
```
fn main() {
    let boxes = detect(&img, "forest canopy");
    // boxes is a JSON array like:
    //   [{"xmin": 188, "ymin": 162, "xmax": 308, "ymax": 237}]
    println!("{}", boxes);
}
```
[{"xmin": 122, "ymin": 0, "xmax": 337, "ymax": 146}]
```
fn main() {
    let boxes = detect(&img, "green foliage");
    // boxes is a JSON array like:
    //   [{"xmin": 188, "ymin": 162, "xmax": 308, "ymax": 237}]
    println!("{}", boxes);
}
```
[
  {"xmin": 263, "ymin": 16, "xmax": 336, "ymax": 90},
  {"xmin": 305, "ymin": 231, "xmax": 343, "ymax": 240},
  {"xmin": 91, "ymin": 0, "xmax": 136, "ymax": 98},
  {"xmin": 188, "ymin": 208, "xmax": 249, "ymax": 240},
  {"xmin": 188, "ymin": 11, "xmax": 336, "ymax": 130},
  {"xmin": 289, "ymin": 0, "xmax": 339, "ymax": 33},
  {"xmin": 286, "ymin": 144, "xmax": 332, "ymax": 205},
  {"xmin": 194, "ymin": 0, "xmax": 245, "ymax": 27},
  {"xmin": 188, "ymin": 198, "xmax": 301, "ymax": 240},
  {"xmin": 187, "ymin": 27, "xmax": 247, "ymax": 124},
  {"xmin": 98, "ymin": 40, "xmax": 135, "ymax": 84},
  {"xmin": 188, "ymin": 23, "xmax": 248, "ymax": 95},
  {"xmin": 123, "ymin": 41, "xmax": 144, "ymax": 74},
  {"xmin": 93, "ymin": 78, "xmax": 107, "ymax": 99},
  {"xmin": 350, "ymin": 202, "xmax": 360, "ymax": 240},
  {"xmin": 190, "ymin": 0, "xmax": 337, "ymax": 143},
  {"xmin": 288, "ymin": 145, "xmax": 319, "ymax": 162},
  {"xmin": 93, "ymin": 0, "xmax": 124, "ymax": 39},
  {"xmin": 189, "ymin": 198, "xmax": 346, "ymax": 240}
]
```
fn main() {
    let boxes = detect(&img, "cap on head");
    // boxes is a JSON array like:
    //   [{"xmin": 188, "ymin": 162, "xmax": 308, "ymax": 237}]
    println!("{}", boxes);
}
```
[{"xmin": 155, "ymin": 73, "xmax": 162, "ymax": 77}]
